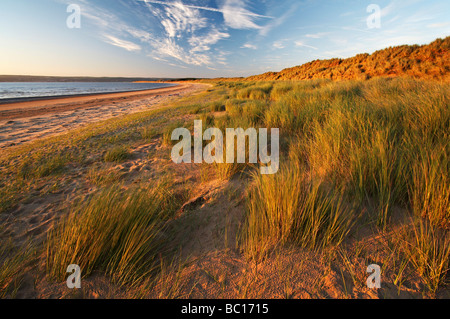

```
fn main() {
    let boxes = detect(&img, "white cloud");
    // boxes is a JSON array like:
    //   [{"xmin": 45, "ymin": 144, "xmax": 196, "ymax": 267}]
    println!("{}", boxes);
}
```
[
  {"xmin": 294, "ymin": 41, "xmax": 318, "ymax": 50},
  {"xmin": 427, "ymin": 22, "xmax": 450, "ymax": 28},
  {"xmin": 168, "ymin": 62, "xmax": 188, "ymax": 69},
  {"xmin": 141, "ymin": 1, "xmax": 233, "ymax": 65},
  {"xmin": 241, "ymin": 43, "xmax": 257, "ymax": 49},
  {"xmin": 55, "ymin": 0, "xmax": 275, "ymax": 68},
  {"xmin": 272, "ymin": 41, "xmax": 285, "ymax": 49},
  {"xmin": 152, "ymin": 38, "xmax": 212, "ymax": 66},
  {"xmin": 161, "ymin": 19, "xmax": 177, "ymax": 38},
  {"xmin": 159, "ymin": 2, "xmax": 207, "ymax": 38},
  {"xmin": 221, "ymin": 0, "xmax": 264, "ymax": 30},
  {"xmin": 305, "ymin": 32, "xmax": 328, "ymax": 39},
  {"xmin": 103, "ymin": 35, "xmax": 142, "ymax": 52},
  {"xmin": 189, "ymin": 29, "xmax": 230, "ymax": 52},
  {"xmin": 141, "ymin": 0, "xmax": 272, "ymax": 30},
  {"xmin": 151, "ymin": 55, "xmax": 169, "ymax": 62}
]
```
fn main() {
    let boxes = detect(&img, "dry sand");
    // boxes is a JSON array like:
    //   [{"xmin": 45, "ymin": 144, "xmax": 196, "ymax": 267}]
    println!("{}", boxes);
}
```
[{"xmin": 0, "ymin": 82, "xmax": 207, "ymax": 148}]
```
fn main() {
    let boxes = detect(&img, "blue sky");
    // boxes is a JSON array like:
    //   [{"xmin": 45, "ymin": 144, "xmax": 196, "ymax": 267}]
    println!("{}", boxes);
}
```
[{"xmin": 0, "ymin": 0, "xmax": 449, "ymax": 78}]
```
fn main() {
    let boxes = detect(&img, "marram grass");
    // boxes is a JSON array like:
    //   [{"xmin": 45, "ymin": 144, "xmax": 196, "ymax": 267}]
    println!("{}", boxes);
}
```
[
  {"xmin": 240, "ymin": 162, "xmax": 357, "ymax": 261},
  {"xmin": 46, "ymin": 181, "xmax": 181, "ymax": 287}
]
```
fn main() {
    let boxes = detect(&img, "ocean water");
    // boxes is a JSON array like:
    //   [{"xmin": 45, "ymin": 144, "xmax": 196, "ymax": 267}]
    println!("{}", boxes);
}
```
[{"xmin": 0, "ymin": 82, "xmax": 176, "ymax": 100}]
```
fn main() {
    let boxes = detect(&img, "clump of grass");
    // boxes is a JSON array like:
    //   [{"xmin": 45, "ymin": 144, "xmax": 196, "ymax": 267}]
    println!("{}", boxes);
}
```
[
  {"xmin": 188, "ymin": 105, "xmax": 202, "ymax": 114},
  {"xmin": 346, "ymin": 125, "xmax": 407, "ymax": 228},
  {"xmin": 199, "ymin": 112, "xmax": 215, "ymax": 126},
  {"xmin": 39, "ymin": 153, "xmax": 70, "ymax": 177},
  {"xmin": 270, "ymin": 82, "xmax": 294, "ymax": 100},
  {"xmin": 17, "ymin": 152, "xmax": 70, "ymax": 179},
  {"xmin": 0, "ymin": 182, "xmax": 21, "ymax": 214},
  {"xmin": 236, "ymin": 83, "xmax": 273, "ymax": 100},
  {"xmin": 46, "ymin": 182, "xmax": 181, "ymax": 286},
  {"xmin": 86, "ymin": 165, "xmax": 122, "ymax": 186},
  {"xmin": 264, "ymin": 100, "xmax": 299, "ymax": 133},
  {"xmin": 240, "ymin": 163, "xmax": 356, "ymax": 261},
  {"xmin": 242, "ymin": 101, "xmax": 266, "ymax": 124},
  {"xmin": 0, "ymin": 240, "xmax": 34, "ymax": 298},
  {"xmin": 210, "ymin": 131, "xmax": 254, "ymax": 180},
  {"xmin": 409, "ymin": 145, "xmax": 449, "ymax": 229},
  {"xmin": 214, "ymin": 162, "xmax": 245, "ymax": 180},
  {"xmin": 162, "ymin": 121, "xmax": 185, "ymax": 146},
  {"xmin": 400, "ymin": 219, "xmax": 450, "ymax": 293},
  {"xmin": 225, "ymin": 99, "xmax": 243, "ymax": 118},
  {"xmin": 16, "ymin": 160, "xmax": 33, "ymax": 180},
  {"xmin": 210, "ymin": 101, "xmax": 226, "ymax": 112},
  {"xmin": 213, "ymin": 113, "xmax": 231, "ymax": 133},
  {"xmin": 140, "ymin": 126, "xmax": 158, "ymax": 142},
  {"xmin": 103, "ymin": 146, "xmax": 131, "ymax": 163}
]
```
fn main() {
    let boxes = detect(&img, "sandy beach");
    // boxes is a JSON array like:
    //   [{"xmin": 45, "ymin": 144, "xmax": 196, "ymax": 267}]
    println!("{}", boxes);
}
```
[{"xmin": 0, "ymin": 82, "xmax": 207, "ymax": 149}]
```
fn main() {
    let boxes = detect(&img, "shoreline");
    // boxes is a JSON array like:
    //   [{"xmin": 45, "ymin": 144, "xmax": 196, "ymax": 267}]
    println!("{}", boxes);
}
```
[
  {"xmin": 0, "ymin": 82, "xmax": 208, "ymax": 148},
  {"xmin": 0, "ymin": 83, "xmax": 177, "ymax": 105},
  {"xmin": 0, "ymin": 82, "xmax": 192, "ymax": 120}
]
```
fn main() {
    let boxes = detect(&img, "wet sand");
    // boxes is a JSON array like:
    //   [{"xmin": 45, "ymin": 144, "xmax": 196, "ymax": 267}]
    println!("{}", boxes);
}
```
[{"xmin": 0, "ymin": 82, "xmax": 207, "ymax": 148}]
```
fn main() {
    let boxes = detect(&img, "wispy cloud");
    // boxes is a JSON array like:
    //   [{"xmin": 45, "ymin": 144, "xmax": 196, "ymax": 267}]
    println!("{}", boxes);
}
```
[
  {"xmin": 152, "ymin": 38, "xmax": 211, "ymax": 66},
  {"xmin": 44, "ymin": 0, "xmax": 450, "ymax": 78},
  {"xmin": 188, "ymin": 29, "xmax": 230, "ymax": 52},
  {"xmin": 53, "ymin": 0, "xmax": 292, "ymax": 69},
  {"xmin": 141, "ymin": 0, "xmax": 272, "ymax": 18},
  {"xmin": 58, "ymin": 0, "xmax": 238, "ymax": 66},
  {"xmin": 241, "ymin": 43, "xmax": 258, "ymax": 49},
  {"xmin": 157, "ymin": 2, "xmax": 207, "ymax": 37},
  {"xmin": 103, "ymin": 35, "xmax": 142, "ymax": 52},
  {"xmin": 259, "ymin": 2, "xmax": 299, "ymax": 36},
  {"xmin": 138, "ymin": 0, "xmax": 277, "ymax": 65},
  {"xmin": 295, "ymin": 41, "xmax": 318, "ymax": 50},
  {"xmin": 272, "ymin": 41, "xmax": 285, "ymax": 49},
  {"xmin": 140, "ymin": 0, "xmax": 272, "ymax": 30},
  {"xmin": 305, "ymin": 32, "xmax": 329, "ymax": 39},
  {"xmin": 381, "ymin": 1, "xmax": 396, "ymax": 18},
  {"xmin": 142, "ymin": 1, "xmax": 232, "ymax": 65},
  {"xmin": 221, "ymin": 0, "xmax": 268, "ymax": 30},
  {"xmin": 427, "ymin": 22, "xmax": 450, "ymax": 28}
]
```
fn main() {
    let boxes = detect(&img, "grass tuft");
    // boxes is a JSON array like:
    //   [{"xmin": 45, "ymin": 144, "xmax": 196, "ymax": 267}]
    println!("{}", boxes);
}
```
[
  {"xmin": 46, "ymin": 181, "xmax": 181, "ymax": 287},
  {"xmin": 103, "ymin": 146, "xmax": 131, "ymax": 163},
  {"xmin": 240, "ymin": 163, "xmax": 357, "ymax": 261}
]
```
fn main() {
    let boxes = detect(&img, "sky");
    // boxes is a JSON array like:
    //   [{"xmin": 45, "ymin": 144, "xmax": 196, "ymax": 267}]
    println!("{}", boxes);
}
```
[{"xmin": 0, "ymin": 0, "xmax": 449, "ymax": 78}]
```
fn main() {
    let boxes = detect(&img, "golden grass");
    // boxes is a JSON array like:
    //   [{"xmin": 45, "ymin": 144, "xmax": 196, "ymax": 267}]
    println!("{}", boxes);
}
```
[
  {"xmin": 1, "ymin": 75, "xmax": 449, "ymax": 298},
  {"xmin": 246, "ymin": 37, "xmax": 449, "ymax": 81},
  {"xmin": 46, "ymin": 181, "xmax": 181, "ymax": 287}
]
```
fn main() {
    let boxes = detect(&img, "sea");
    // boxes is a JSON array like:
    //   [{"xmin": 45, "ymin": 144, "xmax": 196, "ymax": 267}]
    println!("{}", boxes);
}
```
[{"xmin": 0, "ymin": 82, "xmax": 176, "ymax": 101}]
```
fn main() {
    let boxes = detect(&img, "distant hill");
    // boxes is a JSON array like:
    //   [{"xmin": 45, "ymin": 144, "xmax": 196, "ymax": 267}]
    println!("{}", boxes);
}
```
[
  {"xmin": 246, "ymin": 37, "xmax": 449, "ymax": 82},
  {"xmin": 0, "ymin": 75, "xmax": 177, "ymax": 82}
]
